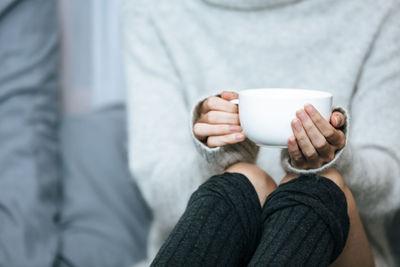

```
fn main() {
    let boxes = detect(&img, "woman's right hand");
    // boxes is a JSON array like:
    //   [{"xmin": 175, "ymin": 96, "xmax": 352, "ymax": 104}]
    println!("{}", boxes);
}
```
[{"xmin": 193, "ymin": 91, "xmax": 246, "ymax": 148}]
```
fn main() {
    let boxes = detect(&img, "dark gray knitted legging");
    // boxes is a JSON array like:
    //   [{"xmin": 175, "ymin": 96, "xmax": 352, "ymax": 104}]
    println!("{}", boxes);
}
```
[{"xmin": 151, "ymin": 172, "xmax": 349, "ymax": 267}]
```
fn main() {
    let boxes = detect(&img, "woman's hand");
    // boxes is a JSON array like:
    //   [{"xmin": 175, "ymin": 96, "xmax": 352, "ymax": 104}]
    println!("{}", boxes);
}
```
[
  {"xmin": 193, "ymin": 91, "xmax": 245, "ymax": 148},
  {"xmin": 288, "ymin": 104, "xmax": 346, "ymax": 169}
]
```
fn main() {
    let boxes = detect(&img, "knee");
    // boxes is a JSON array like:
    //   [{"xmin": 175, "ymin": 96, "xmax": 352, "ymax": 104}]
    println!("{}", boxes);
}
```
[
  {"xmin": 320, "ymin": 168, "xmax": 346, "ymax": 192},
  {"xmin": 320, "ymin": 168, "xmax": 357, "ymax": 212},
  {"xmin": 225, "ymin": 162, "xmax": 277, "ymax": 207}
]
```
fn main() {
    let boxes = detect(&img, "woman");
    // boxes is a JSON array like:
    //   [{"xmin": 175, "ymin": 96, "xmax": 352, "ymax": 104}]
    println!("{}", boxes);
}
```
[
  {"xmin": 123, "ymin": 0, "xmax": 400, "ymax": 266},
  {"xmin": 148, "ymin": 93, "xmax": 373, "ymax": 266}
]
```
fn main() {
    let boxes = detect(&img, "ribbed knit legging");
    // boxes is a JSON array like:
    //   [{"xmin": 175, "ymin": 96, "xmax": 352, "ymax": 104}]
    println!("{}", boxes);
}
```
[{"xmin": 151, "ymin": 172, "xmax": 350, "ymax": 267}]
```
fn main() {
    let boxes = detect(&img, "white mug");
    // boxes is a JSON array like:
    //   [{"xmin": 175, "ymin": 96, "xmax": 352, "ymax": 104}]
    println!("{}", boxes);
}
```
[{"xmin": 232, "ymin": 88, "xmax": 333, "ymax": 148}]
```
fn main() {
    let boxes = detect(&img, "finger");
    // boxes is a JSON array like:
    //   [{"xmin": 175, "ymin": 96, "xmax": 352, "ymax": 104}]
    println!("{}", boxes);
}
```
[
  {"xmin": 201, "ymin": 96, "xmax": 238, "ymax": 114},
  {"xmin": 206, "ymin": 132, "xmax": 246, "ymax": 148},
  {"xmin": 304, "ymin": 104, "xmax": 344, "ymax": 145},
  {"xmin": 198, "ymin": 111, "xmax": 240, "ymax": 125},
  {"xmin": 296, "ymin": 109, "xmax": 331, "ymax": 155},
  {"xmin": 287, "ymin": 136, "xmax": 305, "ymax": 167},
  {"xmin": 220, "ymin": 91, "xmax": 238, "ymax": 101},
  {"xmin": 330, "ymin": 111, "xmax": 345, "ymax": 128},
  {"xmin": 291, "ymin": 118, "xmax": 319, "ymax": 163},
  {"xmin": 193, "ymin": 123, "xmax": 242, "ymax": 138}
]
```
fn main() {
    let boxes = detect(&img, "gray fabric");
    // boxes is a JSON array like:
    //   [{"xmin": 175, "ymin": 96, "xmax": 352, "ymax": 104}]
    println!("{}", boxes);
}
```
[
  {"xmin": 202, "ymin": 0, "xmax": 301, "ymax": 10},
  {"xmin": 388, "ymin": 211, "xmax": 400, "ymax": 266},
  {"xmin": 0, "ymin": 0, "xmax": 60, "ymax": 266},
  {"xmin": 58, "ymin": 105, "xmax": 150, "ymax": 267}
]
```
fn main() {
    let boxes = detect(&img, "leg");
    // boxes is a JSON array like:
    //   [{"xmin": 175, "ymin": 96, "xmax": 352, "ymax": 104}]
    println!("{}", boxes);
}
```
[
  {"xmin": 278, "ymin": 168, "xmax": 375, "ymax": 266},
  {"xmin": 249, "ymin": 171, "xmax": 351, "ymax": 267},
  {"xmin": 225, "ymin": 162, "xmax": 277, "ymax": 207},
  {"xmin": 151, "ymin": 163, "xmax": 277, "ymax": 266},
  {"xmin": 282, "ymin": 169, "xmax": 375, "ymax": 266},
  {"xmin": 320, "ymin": 170, "xmax": 375, "ymax": 267}
]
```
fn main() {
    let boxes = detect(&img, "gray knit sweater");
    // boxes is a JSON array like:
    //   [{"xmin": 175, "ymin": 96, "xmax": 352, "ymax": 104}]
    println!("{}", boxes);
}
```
[{"xmin": 123, "ymin": 0, "xmax": 400, "ymax": 266}]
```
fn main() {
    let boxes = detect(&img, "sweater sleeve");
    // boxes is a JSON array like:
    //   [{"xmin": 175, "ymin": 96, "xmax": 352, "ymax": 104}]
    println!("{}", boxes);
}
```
[
  {"xmin": 123, "ymin": 1, "xmax": 258, "ymax": 246},
  {"xmin": 280, "ymin": 106, "xmax": 350, "ymax": 175},
  {"xmin": 123, "ymin": 2, "xmax": 203, "ymax": 230},
  {"xmin": 285, "ymin": 5, "xmax": 400, "ymax": 218},
  {"xmin": 338, "ymin": 5, "xmax": 400, "ymax": 218},
  {"xmin": 190, "ymin": 96, "xmax": 259, "ymax": 169}
]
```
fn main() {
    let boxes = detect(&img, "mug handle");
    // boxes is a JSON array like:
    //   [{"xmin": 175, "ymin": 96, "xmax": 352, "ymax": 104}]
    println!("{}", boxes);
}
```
[{"xmin": 230, "ymin": 99, "xmax": 239, "ymax": 104}]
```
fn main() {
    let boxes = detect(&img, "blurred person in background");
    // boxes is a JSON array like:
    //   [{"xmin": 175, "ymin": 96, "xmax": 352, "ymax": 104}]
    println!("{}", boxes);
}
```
[{"xmin": 0, "ymin": 0, "xmax": 59, "ymax": 266}]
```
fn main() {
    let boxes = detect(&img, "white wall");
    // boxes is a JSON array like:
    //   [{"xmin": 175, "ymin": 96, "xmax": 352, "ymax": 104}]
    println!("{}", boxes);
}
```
[{"xmin": 59, "ymin": 0, "xmax": 125, "ymax": 114}]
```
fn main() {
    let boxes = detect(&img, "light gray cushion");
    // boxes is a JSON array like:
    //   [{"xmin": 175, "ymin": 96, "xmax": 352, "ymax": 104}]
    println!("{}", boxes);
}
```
[{"xmin": 58, "ymin": 105, "xmax": 150, "ymax": 267}]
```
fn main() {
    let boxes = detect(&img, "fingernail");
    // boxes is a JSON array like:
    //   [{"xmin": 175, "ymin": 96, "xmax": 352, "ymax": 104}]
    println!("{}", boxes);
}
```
[
  {"xmin": 334, "ymin": 115, "xmax": 340, "ymax": 126},
  {"xmin": 293, "ymin": 119, "xmax": 302, "ymax": 132},
  {"xmin": 235, "ymin": 133, "xmax": 245, "ymax": 140},
  {"xmin": 220, "ymin": 91, "xmax": 228, "ymax": 98},
  {"xmin": 230, "ymin": 125, "xmax": 242, "ymax": 132},
  {"xmin": 333, "ymin": 116, "xmax": 338, "ymax": 125},
  {"xmin": 297, "ymin": 110, "xmax": 307, "ymax": 121},
  {"xmin": 305, "ymin": 104, "xmax": 315, "ymax": 115}
]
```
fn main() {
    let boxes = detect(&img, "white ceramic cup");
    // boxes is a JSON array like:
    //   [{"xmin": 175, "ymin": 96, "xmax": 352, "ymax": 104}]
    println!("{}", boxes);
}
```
[{"xmin": 232, "ymin": 88, "xmax": 333, "ymax": 148}]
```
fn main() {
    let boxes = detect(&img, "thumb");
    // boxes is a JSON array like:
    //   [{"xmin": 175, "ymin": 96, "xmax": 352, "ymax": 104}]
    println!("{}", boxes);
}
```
[
  {"xmin": 330, "ymin": 112, "xmax": 346, "ymax": 128},
  {"xmin": 220, "ymin": 91, "xmax": 238, "ymax": 101}
]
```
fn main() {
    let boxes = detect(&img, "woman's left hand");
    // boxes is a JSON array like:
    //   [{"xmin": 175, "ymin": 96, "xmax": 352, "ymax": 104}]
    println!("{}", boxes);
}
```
[{"xmin": 288, "ymin": 104, "xmax": 346, "ymax": 169}]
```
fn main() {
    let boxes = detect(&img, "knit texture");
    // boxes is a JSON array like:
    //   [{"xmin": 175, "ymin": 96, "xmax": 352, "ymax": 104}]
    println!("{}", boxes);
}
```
[
  {"xmin": 123, "ymin": 1, "xmax": 400, "ymax": 266},
  {"xmin": 202, "ymin": 0, "xmax": 302, "ymax": 10},
  {"xmin": 280, "ymin": 107, "xmax": 350, "ymax": 174},
  {"xmin": 249, "ymin": 175, "xmax": 349, "ymax": 266},
  {"xmin": 151, "ymin": 172, "xmax": 262, "ymax": 266},
  {"xmin": 151, "ymin": 173, "xmax": 349, "ymax": 267},
  {"xmin": 191, "ymin": 95, "xmax": 260, "ymax": 170}
]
